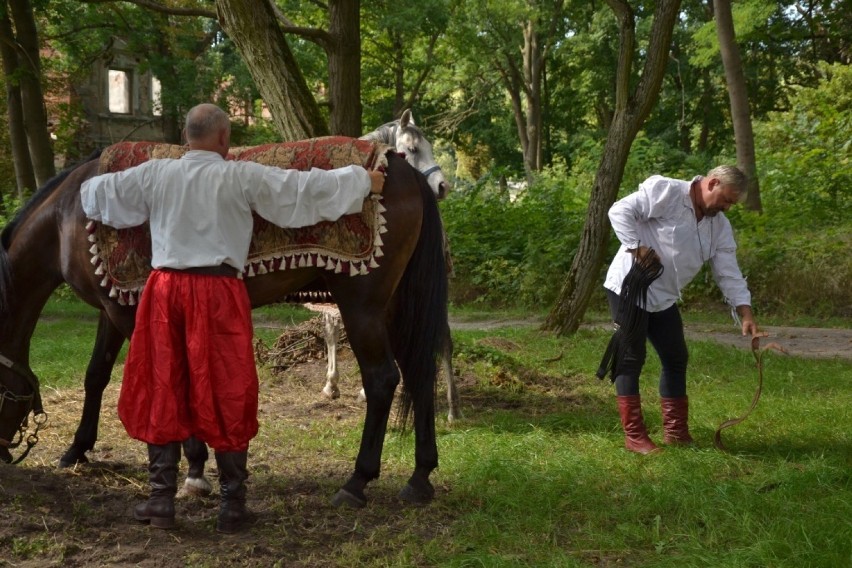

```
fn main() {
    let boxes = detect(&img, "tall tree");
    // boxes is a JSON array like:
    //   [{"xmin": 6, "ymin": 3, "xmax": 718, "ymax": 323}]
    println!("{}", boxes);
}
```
[
  {"xmin": 714, "ymin": 0, "xmax": 761, "ymax": 211},
  {"xmin": 269, "ymin": 0, "xmax": 363, "ymax": 136},
  {"xmin": 0, "ymin": 5, "xmax": 35, "ymax": 197},
  {"xmin": 216, "ymin": 0, "xmax": 327, "ymax": 139},
  {"xmin": 449, "ymin": 0, "xmax": 566, "ymax": 181},
  {"xmin": 360, "ymin": 0, "xmax": 450, "ymax": 124},
  {"xmin": 2, "ymin": 0, "xmax": 54, "ymax": 190},
  {"xmin": 545, "ymin": 0, "xmax": 682, "ymax": 335}
]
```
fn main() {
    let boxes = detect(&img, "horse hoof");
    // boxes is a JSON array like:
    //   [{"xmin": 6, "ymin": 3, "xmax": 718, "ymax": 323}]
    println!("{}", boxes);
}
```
[
  {"xmin": 398, "ymin": 482, "xmax": 435, "ymax": 505},
  {"xmin": 177, "ymin": 476, "xmax": 213, "ymax": 499},
  {"xmin": 330, "ymin": 488, "xmax": 367, "ymax": 509},
  {"xmin": 322, "ymin": 385, "xmax": 340, "ymax": 399},
  {"xmin": 58, "ymin": 451, "xmax": 89, "ymax": 468}
]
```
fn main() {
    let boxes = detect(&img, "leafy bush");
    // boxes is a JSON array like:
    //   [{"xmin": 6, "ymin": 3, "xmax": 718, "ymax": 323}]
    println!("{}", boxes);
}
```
[{"xmin": 442, "ymin": 161, "xmax": 591, "ymax": 307}]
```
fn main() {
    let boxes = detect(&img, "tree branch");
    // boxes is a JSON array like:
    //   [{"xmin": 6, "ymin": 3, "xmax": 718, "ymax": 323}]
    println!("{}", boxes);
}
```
[
  {"xmin": 604, "ymin": 0, "xmax": 634, "ymax": 113},
  {"xmin": 78, "ymin": 0, "xmax": 217, "ymax": 19}
]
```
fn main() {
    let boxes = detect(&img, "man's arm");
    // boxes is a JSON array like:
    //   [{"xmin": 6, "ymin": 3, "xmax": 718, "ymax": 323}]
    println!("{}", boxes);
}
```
[
  {"xmin": 80, "ymin": 167, "xmax": 150, "ymax": 228},
  {"xmin": 248, "ymin": 164, "xmax": 379, "ymax": 229}
]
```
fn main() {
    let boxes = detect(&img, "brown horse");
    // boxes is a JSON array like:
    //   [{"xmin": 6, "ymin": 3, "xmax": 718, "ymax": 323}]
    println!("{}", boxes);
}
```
[{"xmin": 0, "ymin": 143, "xmax": 447, "ymax": 508}]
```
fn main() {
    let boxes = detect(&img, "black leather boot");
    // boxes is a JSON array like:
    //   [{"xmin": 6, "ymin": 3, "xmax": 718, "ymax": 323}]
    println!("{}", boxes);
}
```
[
  {"xmin": 215, "ymin": 451, "xmax": 254, "ymax": 534},
  {"xmin": 133, "ymin": 442, "xmax": 181, "ymax": 529}
]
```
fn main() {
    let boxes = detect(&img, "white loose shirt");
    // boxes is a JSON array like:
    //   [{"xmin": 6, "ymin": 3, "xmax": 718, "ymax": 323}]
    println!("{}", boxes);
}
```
[
  {"xmin": 603, "ymin": 175, "xmax": 751, "ymax": 312},
  {"xmin": 80, "ymin": 150, "xmax": 372, "ymax": 270}
]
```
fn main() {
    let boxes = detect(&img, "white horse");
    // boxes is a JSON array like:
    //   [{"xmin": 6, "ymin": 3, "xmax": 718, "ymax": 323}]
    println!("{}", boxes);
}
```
[{"xmin": 307, "ymin": 110, "xmax": 460, "ymax": 423}]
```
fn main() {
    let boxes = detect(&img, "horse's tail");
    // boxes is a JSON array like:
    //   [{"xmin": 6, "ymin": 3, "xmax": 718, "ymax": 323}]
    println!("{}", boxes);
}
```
[{"xmin": 391, "ymin": 169, "xmax": 449, "ymax": 428}]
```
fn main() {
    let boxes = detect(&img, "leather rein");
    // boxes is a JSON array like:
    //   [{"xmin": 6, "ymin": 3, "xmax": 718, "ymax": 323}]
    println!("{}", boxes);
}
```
[
  {"xmin": 0, "ymin": 352, "xmax": 47, "ymax": 464},
  {"xmin": 713, "ymin": 335, "xmax": 786, "ymax": 451}
]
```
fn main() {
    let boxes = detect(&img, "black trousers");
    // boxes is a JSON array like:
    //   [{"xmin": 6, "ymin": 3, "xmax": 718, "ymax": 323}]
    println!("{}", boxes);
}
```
[{"xmin": 606, "ymin": 290, "xmax": 689, "ymax": 398}]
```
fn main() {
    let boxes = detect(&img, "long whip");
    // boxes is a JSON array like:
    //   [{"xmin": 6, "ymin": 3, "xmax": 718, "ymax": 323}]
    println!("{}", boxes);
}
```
[{"xmin": 596, "ymin": 249, "xmax": 664, "ymax": 382}]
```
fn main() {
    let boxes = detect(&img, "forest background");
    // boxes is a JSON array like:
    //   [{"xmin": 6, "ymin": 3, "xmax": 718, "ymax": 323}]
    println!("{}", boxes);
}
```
[{"xmin": 0, "ymin": 0, "xmax": 849, "ymax": 326}]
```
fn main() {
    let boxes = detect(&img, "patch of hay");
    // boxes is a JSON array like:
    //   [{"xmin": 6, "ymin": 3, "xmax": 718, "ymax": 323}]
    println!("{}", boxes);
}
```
[{"xmin": 256, "ymin": 315, "xmax": 349, "ymax": 373}]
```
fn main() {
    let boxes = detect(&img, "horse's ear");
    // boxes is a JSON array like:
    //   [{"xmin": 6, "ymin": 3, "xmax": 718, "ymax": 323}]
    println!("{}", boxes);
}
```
[{"xmin": 400, "ymin": 109, "xmax": 414, "ymax": 128}]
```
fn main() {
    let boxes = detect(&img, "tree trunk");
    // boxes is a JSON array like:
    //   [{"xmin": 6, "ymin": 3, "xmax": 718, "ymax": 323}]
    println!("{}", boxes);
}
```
[
  {"xmin": 714, "ymin": 0, "xmax": 761, "ymax": 211},
  {"xmin": 545, "ymin": 0, "xmax": 681, "ymax": 335},
  {"xmin": 523, "ymin": 21, "xmax": 543, "ymax": 173},
  {"xmin": 546, "ymin": 120, "xmax": 634, "ymax": 334},
  {"xmin": 0, "ymin": 7, "xmax": 36, "ymax": 198},
  {"xmin": 216, "ymin": 0, "xmax": 328, "ymax": 140},
  {"xmin": 326, "ymin": 0, "xmax": 361, "ymax": 136},
  {"xmin": 8, "ymin": 0, "xmax": 55, "ymax": 187}
]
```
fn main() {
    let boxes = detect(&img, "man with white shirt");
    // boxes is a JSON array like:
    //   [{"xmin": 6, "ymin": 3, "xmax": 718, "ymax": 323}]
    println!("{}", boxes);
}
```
[
  {"xmin": 81, "ymin": 103, "xmax": 385, "ymax": 533},
  {"xmin": 603, "ymin": 165, "xmax": 759, "ymax": 454}
]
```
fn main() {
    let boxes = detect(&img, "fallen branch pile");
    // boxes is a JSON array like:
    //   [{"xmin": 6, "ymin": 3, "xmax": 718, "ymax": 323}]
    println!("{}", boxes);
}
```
[{"xmin": 255, "ymin": 315, "xmax": 349, "ymax": 372}]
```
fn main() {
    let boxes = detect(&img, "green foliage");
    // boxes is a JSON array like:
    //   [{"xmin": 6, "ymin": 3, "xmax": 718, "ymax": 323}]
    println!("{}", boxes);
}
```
[
  {"xmin": 729, "ymin": 62, "xmax": 852, "ymax": 317},
  {"xmin": 442, "ymin": 160, "xmax": 592, "ymax": 307},
  {"xmin": 753, "ymin": 62, "xmax": 852, "ymax": 223}
]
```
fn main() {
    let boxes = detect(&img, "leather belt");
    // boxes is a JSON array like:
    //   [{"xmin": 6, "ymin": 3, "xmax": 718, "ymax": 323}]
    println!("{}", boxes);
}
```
[{"xmin": 160, "ymin": 264, "xmax": 239, "ymax": 278}]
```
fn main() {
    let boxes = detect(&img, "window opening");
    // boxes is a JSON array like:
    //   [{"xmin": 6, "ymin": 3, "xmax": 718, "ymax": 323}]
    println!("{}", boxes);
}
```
[{"xmin": 108, "ymin": 69, "xmax": 131, "ymax": 114}]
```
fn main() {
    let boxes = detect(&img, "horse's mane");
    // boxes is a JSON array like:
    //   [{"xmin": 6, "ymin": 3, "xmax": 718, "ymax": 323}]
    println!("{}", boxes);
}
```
[
  {"xmin": 0, "ymin": 149, "xmax": 103, "ymax": 321},
  {"xmin": 0, "ymin": 149, "xmax": 103, "ymax": 251}
]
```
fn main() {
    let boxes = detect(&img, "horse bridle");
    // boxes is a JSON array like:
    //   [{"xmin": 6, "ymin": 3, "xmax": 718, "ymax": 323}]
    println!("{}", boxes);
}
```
[
  {"xmin": 0, "ymin": 352, "xmax": 47, "ymax": 464},
  {"xmin": 420, "ymin": 164, "xmax": 442, "ymax": 180},
  {"xmin": 392, "ymin": 124, "xmax": 444, "ymax": 182}
]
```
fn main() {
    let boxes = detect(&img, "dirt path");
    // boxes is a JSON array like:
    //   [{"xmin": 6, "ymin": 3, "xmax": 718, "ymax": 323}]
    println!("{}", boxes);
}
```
[{"xmin": 449, "ymin": 317, "xmax": 852, "ymax": 360}]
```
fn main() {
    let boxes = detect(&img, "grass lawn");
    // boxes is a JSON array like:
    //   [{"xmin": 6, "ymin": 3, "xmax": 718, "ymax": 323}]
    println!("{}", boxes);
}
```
[{"xmin": 13, "ymin": 292, "xmax": 852, "ymax": 567}]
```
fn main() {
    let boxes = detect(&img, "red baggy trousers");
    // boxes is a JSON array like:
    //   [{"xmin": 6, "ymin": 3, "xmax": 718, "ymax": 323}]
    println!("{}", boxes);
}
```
[{"xmin": 117, "ymin": 269, "xmax": 258, "ymax": 452}]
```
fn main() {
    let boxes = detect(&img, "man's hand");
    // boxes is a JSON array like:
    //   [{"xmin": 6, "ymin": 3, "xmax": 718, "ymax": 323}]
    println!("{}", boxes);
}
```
[
  {"xmin": 737, "ymin": 305, "xmax": 760, "ymax": 337},
  {"xmin": 630, "ymin": 245, "xmax": 661, "ymax": 269},
  {"xmin": 368, "ymin": 170, "xmax": 386, "ymax": 194}
]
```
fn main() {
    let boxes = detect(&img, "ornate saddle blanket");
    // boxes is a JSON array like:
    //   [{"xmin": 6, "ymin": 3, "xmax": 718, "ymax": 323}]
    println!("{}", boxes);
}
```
[{"xmin": 87, "ymin": 137, "xmax": 391, "ymax": 306}]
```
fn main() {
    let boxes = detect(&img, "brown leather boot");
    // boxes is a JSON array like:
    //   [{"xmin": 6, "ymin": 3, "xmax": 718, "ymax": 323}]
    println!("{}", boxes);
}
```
[
  {"xmin": 617, "ymin": 395, "xmax": 661, "ymax": 454},
  {"xmin": 215, "ymin": 451, "xmax": 254, "ymax": 534},
  {"xmin": 661, "ymin": 396, "xmax": 695, "ymax": 445},
  {"xmin": 133, "ymin": 442, "xmax": 181, "ymax": 529}
]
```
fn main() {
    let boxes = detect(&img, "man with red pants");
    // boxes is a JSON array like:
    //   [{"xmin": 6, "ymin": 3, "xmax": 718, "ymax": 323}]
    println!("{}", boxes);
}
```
[
  {"xmin": 603, "ymin": 165, "xmax": 759, "ymax": 454},
  {"xmin": 81, "ymin": 103, "xmax": 385, "ymax": 532}
]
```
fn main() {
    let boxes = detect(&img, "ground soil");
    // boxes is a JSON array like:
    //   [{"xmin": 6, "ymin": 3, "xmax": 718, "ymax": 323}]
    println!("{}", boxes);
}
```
[
  {"xmin": 1, "ymin": 319, "xmax": 848, "ymax": 567},
  {"xmin": 451, "ymin": 317, "xmax": 852, "ymax": 360}
]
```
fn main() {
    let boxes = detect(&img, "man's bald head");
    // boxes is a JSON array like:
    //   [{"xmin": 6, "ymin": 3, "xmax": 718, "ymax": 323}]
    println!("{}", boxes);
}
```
[{"xmin": 184, "ymin": 104, "xmax": 231, "ymax": 156}]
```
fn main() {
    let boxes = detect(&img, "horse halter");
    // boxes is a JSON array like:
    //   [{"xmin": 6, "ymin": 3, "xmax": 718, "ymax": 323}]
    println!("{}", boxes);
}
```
[
  {"xmin": 420, "ymin": 165, "xmax": 443, "ymax": 180},
  {"xmin": 0, "ymin": 352, "xmax": 47, "ymax": 464},
  {"xmin": 393, "ymin": 123, "xmax": 444, "ymax": 180}
]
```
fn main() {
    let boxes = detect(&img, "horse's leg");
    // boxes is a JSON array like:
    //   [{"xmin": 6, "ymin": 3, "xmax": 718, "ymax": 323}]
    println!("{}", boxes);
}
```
[
  {"xmin": 329, "ymin": 315, "xmax": 400, "ymax": 508},
  {"xmin": 321, "ymin": 311, "xmax": 341, "ymax": 399},
  {"xmin": 356, "ymin": 316, "xmax": 368, "ymax": 401},
  {"xmin": 441, "ymin": 325, "xmax": 462, "ymax": 423},
  {"xmin": 396, "ymin": 340, "xmax": 439, "ymax": 505},
  {"xmin": 59, "ymin": 313, "xmax": 125, "ymax": 467},
  {"xmin": 178, "ymin": 436, "xmax": 213, "ymax": 498}
]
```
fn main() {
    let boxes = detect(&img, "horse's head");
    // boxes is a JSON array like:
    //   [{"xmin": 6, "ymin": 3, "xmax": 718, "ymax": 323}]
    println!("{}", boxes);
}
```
[
  {"xmin": 363, "ymin": 110, "xmax": 451, "ymax": 200},
  {"xmin": 395, "ymin": 110, "xmax": 451, "ymax": 200}
]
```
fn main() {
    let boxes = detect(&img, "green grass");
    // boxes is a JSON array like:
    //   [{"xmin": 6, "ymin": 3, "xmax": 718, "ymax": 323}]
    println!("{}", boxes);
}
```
[
  {"xmin": 414, "ymin": 325, "xmax": 851, "ymax": 567},
  {"xmin": 22, "ymin": 293, "xmax": 852, "ymax": 566}
]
